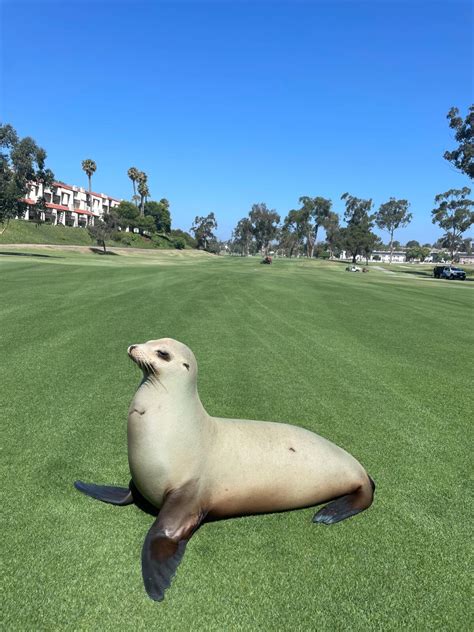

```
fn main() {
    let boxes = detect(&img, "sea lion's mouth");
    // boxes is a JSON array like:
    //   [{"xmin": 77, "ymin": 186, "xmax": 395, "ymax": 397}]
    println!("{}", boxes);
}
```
[{"xmin": 128, "ymin": 345, "xmax": 156, "ymax": 375}]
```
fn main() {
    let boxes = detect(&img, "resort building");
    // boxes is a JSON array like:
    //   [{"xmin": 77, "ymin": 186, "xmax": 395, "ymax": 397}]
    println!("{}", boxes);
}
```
[{"xmin": 22, "ymin": 181, "xmax": 121, "ymax": 227}]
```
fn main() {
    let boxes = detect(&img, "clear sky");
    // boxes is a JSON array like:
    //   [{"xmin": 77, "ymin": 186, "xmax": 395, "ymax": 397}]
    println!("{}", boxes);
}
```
[{"xmin": 1, "ymin": 0, "xmax": 472, "ymax": 243}]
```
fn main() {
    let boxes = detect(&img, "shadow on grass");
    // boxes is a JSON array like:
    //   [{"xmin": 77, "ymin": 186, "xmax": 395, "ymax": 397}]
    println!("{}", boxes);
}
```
[
  {"xmin": 397, "ymin": 269, "xmax": 473, "ymax": 282},
  {"xmin": 0, "ymin": 251, "xmax": 63, "ymax": 259},
  {"xmin": 89, "ymin": 247, "xmax": 119, "ymax": 255}
]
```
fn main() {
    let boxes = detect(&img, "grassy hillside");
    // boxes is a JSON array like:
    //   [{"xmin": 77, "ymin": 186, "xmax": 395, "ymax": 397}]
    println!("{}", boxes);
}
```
[
  {"xmin": 1, "ymin": 251, "xmax": 472, "ymax": 631},
  {"xmin": 0, "ymin": 220, "xmax": 179, "ymax": 249},
  {"xmin": 0, "ymin": 219, "xmax": 96, "ymax": 245}
]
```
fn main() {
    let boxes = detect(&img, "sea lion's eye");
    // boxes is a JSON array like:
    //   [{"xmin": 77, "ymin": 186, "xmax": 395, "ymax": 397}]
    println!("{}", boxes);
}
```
[{"xmin": 156, "ymin": 350, "xmax": 171, "ymax": 361}]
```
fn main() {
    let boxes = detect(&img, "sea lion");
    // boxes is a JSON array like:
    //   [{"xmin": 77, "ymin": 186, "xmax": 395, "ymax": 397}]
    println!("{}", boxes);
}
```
[{"xmin": 74, "ymin": 338, "xmax": 375, "ymax": 601}]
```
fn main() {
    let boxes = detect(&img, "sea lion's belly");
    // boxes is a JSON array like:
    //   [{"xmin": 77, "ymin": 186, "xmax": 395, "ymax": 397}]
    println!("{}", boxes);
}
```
[
  {"xmin": 206, "ymin": 418, "xmax": 366, "ymax": 518},
  {"xmin": 127, "ymin": 407, "xmax": 208, "ymax": 508},
  {"xmin": 128, "ymin": 411, "xmax": 169, "ymax": 506}
]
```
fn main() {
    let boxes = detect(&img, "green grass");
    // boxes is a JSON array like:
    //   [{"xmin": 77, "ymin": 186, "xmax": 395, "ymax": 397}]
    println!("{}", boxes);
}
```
[
  {"xmin": 1, "ymin": 250, "xmax": 472, "ymax": 631},
  {"xmin": 0, "ymin": 220, "xmax": 178, "ymax": 249},
  {"xmin": 0, "ymin": 219, "xmax": 96, "ymax": 245}
]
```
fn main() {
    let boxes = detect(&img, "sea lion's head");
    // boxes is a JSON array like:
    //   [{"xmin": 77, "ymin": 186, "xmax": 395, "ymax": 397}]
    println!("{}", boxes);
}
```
[{"xmin": 127, "ymin": 338, "xmax": 197, "ymax": 387}]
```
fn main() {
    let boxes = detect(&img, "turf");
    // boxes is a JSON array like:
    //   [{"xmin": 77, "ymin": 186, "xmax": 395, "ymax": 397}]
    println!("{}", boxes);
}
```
[
  {"xmin": 1, "ymin": 250, "xmax": 472, "ymax": 631},
  {"xmin": 0, "ymin": 220, "xmax": 174, "ymax": 249},
  {"xmin": 0, "ymin": 219, "xmax": 96, "ymax": 245}
]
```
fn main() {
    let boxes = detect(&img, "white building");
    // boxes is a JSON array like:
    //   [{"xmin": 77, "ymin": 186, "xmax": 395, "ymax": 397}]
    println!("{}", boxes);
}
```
[
  {"xmin": 22, "ymin": 181, "xmax": 121, "ymax": 227},
  {"xmin": 339, "ymin": 250, "xmax": 407, "ymax": 263},
  {"xmin": 370, "ymin": 250, "xmax": 407, "ymax": 263}
]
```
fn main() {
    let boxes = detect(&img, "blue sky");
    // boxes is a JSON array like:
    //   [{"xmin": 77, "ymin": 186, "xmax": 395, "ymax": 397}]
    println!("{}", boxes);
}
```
[{"xmin": 1, "ymin": 0, "xmax": 472, "ymax": 243}]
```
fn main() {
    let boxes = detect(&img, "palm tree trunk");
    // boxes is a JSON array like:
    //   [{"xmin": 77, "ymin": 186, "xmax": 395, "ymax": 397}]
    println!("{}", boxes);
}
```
[
  {"xmin": 88, "ymin": 175, "xmax": 92, "ymax": 225},
  {"xmin": 133, "ymin": 181, "xmax": 137, "ymax": 205}
]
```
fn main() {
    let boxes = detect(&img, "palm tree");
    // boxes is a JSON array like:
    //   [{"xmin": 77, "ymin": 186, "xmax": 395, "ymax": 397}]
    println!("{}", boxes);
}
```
[
  {"xmin": 137, "ymin": 171, "xmax": 149, "ymax": 216},
  {"xmin": 81, "ymin": 159, "xmax": 97, "ymax": 222},
  {"xmin": 127, "ymin": 167, "xmax": 140, "ymax": 206}
]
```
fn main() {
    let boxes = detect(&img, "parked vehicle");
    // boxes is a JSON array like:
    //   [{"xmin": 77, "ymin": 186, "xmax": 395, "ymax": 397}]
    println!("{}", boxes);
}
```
[{"xmin": 433, "ymin": 266, "xmax": 466, "ymax": 280}]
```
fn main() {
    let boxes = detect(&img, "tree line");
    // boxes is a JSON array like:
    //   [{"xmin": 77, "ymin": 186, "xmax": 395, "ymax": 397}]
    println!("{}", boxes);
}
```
[
  {"xmin": 1, "ymin": 105, "xmax": 473, "ymax": 254},
  {"xmin": 230, "ymin": 187, "xmax": 473, "ymax": 263},
  {"xmin": 228, "ymin": 105, "xmax": 473, "ymax": 262}
]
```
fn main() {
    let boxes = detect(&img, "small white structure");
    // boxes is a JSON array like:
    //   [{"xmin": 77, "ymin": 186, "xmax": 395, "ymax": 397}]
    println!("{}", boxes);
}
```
[
  {"xmin": 22, "ymin": 181, "xmax": 121, "ymax": 227},
  {"xmin": 339, "ymin": 250, "xmax": 407, "ymax": 263},
  {"xmin": 458, "ymin": 253, "xmax": 474, "ymax": 265}
]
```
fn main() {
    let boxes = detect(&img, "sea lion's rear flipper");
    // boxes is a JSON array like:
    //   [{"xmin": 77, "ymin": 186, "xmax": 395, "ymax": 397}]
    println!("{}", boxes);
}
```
[
  {"xmin": 313, "ymin": 476, "xmax": 375, "ymax": 525},
  {"xmin": 74, "ymin": 480, "xmax": 134, "ymax": 505},
  {"xmin": 141, "ymin": 484, "xmax": 204, "ymax": 601}
]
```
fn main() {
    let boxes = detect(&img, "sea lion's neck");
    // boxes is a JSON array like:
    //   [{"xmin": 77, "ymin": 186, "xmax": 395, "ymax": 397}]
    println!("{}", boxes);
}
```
[{"xmin": 132, "ymin": 374, "xmax": 208, "ymax": 423}]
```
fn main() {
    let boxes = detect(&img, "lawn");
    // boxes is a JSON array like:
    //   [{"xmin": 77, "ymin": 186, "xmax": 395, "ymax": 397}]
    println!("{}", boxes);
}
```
[
  {"xmin": 0, "ymin": 219, "xmax": 176, "ymax": 249},
  {"xmin": 1, "ymin": 250, "xmax": 472, "ymax": 631}
]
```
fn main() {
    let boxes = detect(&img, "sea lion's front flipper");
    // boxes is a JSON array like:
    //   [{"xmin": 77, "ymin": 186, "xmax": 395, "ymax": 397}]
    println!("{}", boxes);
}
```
[
  {"xmin": 74, "ymin": 480, "xmax": 134, "ymax": 505},
  {"xmin": 141, "ymin": 484, "xmax": 204, "ymax": 601}
]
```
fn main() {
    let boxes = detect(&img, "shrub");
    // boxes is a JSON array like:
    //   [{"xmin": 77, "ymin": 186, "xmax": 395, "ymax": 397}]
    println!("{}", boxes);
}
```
[
  {"xmin": 173, "ymin": 237, "xmax": 186, "ymax": 250},
  {"xmin": 151, "ymin": 234, "xmax": 172, "ymax": 249}
]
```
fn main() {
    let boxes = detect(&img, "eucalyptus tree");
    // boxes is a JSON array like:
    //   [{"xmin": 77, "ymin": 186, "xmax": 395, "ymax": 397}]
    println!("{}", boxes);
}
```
[
  {"xmin": 298, "ymin": 196, "xmax": 332, "ymax": 257},
  {"xmin": 190, "ymin": 212, "xmax": 217, "ymax": 250},
  {"xmin": 232, "ymin": 217, "xmax": 254, "ymax": 256},
  {"xmin": 127, "ymin": 167, "xmax": 140, "ymax": 204},
  {"xmin": 444, "ymin": 105, "xmax": 473, "ymax": 179},
  {"xmin": 0, "ymin": 123, "xmax": 54, "ymax": 232},
  {"xmin": 339, "ymin": 193, "xmax": 377, "ymax": 263},
  {"xmin": 375, "ymin": 198, "xmax": 412, "ymax": 263},
  {"xmin": 322, "ymin": 211, "xmax": 341, "ymax": 258},
  {"xmin": 432, "ymin": 187, "xmax": 474, "ymax": 259},
  {"xmin": 280, "ymin": 209, "xmax": 306, "ymax": 257},
  {"xmin": 81, "ymin": 158, "xmax": 97, "ymax": 216},
  {"xmin": 248, "ymin": 203, "xmax": 280, "ymax": 255}
]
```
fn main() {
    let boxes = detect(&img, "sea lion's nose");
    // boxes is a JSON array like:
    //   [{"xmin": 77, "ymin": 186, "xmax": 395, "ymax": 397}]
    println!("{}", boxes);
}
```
[{"xmin": 128, "ymin": 345, "xmax": 137, "ymax": 354}]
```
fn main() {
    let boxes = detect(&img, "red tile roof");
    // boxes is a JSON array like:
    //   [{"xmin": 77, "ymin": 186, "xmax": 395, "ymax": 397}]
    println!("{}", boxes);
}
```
[
  {"xmin": 73, "ymin": 208, "xmax": 96, "ymax": 216},
  {"xmin": 53, "ymin": 181, "xmax": 74, "ymax": 191},
  {"xmin": 22, "ymin": 198, "xmax": 97, "ymax": 216},
  {"xmin": 90, "ymin": 191, "xmax": 121, "ymax": 202},
  {"xmin": 52, "ymin": 181, "xmax": 121, "ymax": 202},
  {"xmin": 47, "ymin": 202, "xmax": 70, "ymax": 211}
]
